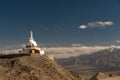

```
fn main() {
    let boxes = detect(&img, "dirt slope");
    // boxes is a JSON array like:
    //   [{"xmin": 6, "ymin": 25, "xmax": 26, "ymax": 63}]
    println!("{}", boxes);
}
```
[
  {"xmin": 0, "ymin": 54, "xmax": 78, "ymax": 80},
  {"xmin": 90, "ymin": 72, "xmax": 120, "ymax": 80}
]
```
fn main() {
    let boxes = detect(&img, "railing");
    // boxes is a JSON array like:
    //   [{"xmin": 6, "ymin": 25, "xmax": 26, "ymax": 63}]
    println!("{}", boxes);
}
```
[{"xmin": 0, "ymin": 49, "xmax": 21, "ymax": 55}]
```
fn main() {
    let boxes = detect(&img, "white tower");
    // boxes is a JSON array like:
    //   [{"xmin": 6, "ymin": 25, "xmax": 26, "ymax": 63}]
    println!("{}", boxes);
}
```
[{"xmin": 20, "ymin": 30, "xmax": 45, "ymax": 55}]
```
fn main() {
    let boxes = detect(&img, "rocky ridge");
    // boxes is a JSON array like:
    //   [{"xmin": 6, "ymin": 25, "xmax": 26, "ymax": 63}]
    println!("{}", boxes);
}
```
[{"xmin": 0, "ymin": 54, "xmax": 78, "ymax": 80}]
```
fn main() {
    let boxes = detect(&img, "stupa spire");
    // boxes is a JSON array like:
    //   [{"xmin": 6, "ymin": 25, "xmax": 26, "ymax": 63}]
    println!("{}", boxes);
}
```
[{"xmin": 30, "ymin": 30, "xmax": 33, "ymax": 40}]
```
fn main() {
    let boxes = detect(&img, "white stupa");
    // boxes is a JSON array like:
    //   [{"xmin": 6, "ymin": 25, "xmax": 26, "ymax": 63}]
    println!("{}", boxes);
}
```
[{"xmin": 20, "ymin": 31, "xmax": 45, "ymax": 55}]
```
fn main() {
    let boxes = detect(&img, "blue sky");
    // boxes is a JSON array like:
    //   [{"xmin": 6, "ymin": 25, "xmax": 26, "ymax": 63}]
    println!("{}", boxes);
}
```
[{"xmin": 0, "ymin": 0, "xmax": 120, "ymax": 48}]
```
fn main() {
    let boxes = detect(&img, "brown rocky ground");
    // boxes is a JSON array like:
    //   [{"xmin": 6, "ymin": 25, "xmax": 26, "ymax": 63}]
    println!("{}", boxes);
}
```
[
  {"xmin": 0, "ymin": 54, "xmax": 78, "ymax": 80},
  {"xmin": 90, "ymin": 72, "xmax": 120, "ymax": 80}
]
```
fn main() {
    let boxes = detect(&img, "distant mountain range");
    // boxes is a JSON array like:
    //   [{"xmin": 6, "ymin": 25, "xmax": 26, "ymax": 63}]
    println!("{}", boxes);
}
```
[{"xmin": 56, "ymin": 48, "xmax": 120, "ymax": 67}]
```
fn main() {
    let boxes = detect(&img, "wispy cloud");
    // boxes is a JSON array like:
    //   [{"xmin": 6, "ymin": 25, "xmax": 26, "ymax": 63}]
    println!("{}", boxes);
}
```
[
  {"xmin": 114, "ymin": 40, "xmax": 120, "ymax": 43},
  {"xmin": 79, "ymin": 21, "xmax": 113, "ymax": 29},
  {"xmin": 46, "ymin": 45, "xmax": 120, "ymax": 58},
  {"xmin": 71, "ymin": 43, "xmax": 82, "ymax": 47}
]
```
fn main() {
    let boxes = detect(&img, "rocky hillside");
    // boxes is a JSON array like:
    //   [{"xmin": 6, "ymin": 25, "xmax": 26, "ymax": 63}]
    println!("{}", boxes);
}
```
[
  {"xmin": 0, "ymin": 54, "xmax": 78, "ymax": 80},
  {"xmin": 90, "ymin": 72, "xmax": 120, "ymax": 80},
  {"xmin": 56, "ymin": 48, "xmax": 120, "ymax": 67}
]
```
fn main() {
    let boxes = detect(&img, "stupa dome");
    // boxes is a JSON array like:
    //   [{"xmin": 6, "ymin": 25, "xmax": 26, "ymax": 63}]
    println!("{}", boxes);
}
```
[{"xmin": 29, "ymin": 39, "xmax": 37, "ymax": 47}]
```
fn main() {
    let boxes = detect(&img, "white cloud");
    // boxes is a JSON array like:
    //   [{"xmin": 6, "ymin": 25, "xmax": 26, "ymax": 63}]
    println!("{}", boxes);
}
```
[
  {"xmin": 88, "ymin": 21, "xmax": 113, "ymax": 27},
  {"xmin": 71, "ymin": 43, "xmax": 82, "ymax": 47},
  {"xmin": 114, "ymin": 40, "xmax": 120, "ymax": 43},
  {"xmin": 45, "ymin": 45, "xmax": 120, "ymax": 58},
  {"xmin": 79, "ymin": 21, "xmax": 113, "ymax": 29},
  {"xmin": 79, "ymin": 25, "xmax": 88, "ymax": 29},
  {"xmin": 0, "ymin": 44, "xmax": 25, "ymax": 50}
]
